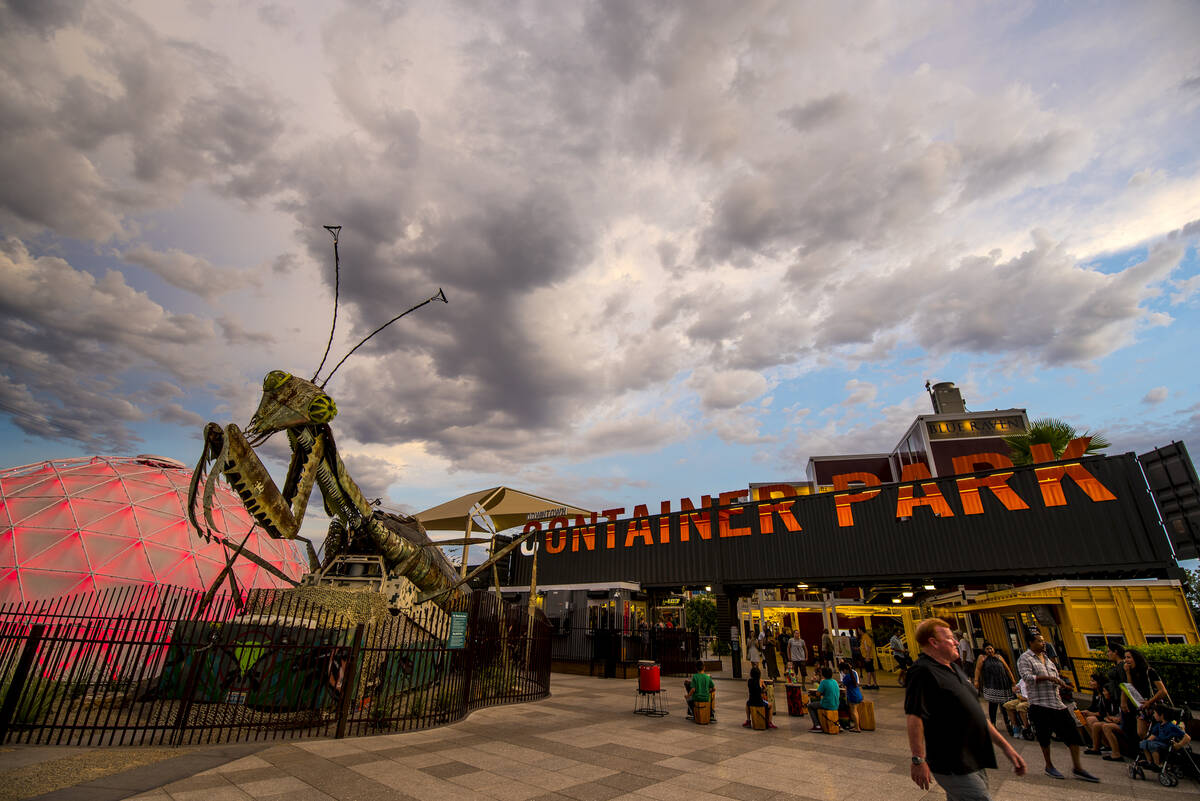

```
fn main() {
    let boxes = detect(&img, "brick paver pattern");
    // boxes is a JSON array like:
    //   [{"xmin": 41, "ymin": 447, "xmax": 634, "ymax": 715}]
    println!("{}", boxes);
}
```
[{"xmin": 128, "ymin": 673, "xmax": 1184, "ymax": 801}]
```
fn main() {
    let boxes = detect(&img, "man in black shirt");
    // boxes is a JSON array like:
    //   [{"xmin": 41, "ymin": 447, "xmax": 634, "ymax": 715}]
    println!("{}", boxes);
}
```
[{"xmin": 906, "ymin": 618, "xmax": 1026, "ymax": 801}]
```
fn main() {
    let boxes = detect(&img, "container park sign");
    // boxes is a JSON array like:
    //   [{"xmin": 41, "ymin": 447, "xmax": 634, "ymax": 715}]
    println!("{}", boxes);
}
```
[{"xmin": 507, "ymin": 450, "xmax": 1177, "ymax": 589}]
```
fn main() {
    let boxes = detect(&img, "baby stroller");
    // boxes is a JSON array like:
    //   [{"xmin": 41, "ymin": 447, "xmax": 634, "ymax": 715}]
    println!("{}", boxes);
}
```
[
  {"xmin": 1129, "ymin": 707, "xmax": 1199, "ymax": 788},
  {"xmin": 1130, "ymin": 739, "xmax": 1199, "ymax": 787}
]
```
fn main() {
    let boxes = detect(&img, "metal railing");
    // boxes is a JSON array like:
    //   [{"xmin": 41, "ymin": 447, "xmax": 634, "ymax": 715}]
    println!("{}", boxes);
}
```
[
  {"xmin": 1066, "ymin": 655, "xmax": 1199, "ymax": 709},
  {"xmin": 0, "ymin": 584, "xmax": 550, "ymax": 746}
]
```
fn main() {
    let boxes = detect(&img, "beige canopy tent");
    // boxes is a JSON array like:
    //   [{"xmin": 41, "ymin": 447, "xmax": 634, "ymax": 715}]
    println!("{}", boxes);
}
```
[{"xmin": 415, "ymin": 486, "xmax": 593, "ymax": 578}]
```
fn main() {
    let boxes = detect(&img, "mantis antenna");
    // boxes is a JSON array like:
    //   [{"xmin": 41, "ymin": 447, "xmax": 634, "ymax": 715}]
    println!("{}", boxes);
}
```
[
  {"xmin": 319, "ymin": 287, "xmax": 448, "ymax": 389},
  {"xmin": 311, "ymin": 225, "xmax": 342, "ymax": 382}
]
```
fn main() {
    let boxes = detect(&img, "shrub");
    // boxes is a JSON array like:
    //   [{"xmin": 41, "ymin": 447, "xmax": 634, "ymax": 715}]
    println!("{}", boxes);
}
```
[{"xmin": 1129, "ymin": 644, "xmax": 1200, "ymax": 707}]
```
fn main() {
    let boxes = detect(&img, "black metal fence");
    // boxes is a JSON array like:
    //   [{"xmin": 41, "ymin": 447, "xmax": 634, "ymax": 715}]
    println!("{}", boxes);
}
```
[
  {"xmin": 0, "ymin": 584, "xmax": 550, "ymax": 746},
  {"xmin": 1067, "ymin": 656, "xmax": 1200, "ymax": 709},
  {"xmin": 546, "ymin": 626, "xmax": 700, "ymax": 677}
]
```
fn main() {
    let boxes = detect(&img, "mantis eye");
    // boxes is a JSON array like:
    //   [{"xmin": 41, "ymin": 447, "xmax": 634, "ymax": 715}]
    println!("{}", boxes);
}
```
[
  {"xmin": 264, "ymin": 370, "xmax": 290, "ymax": 392},
  {"xmin": 309, "ymin": 394, "xmax": 338, "ymax": 423}
]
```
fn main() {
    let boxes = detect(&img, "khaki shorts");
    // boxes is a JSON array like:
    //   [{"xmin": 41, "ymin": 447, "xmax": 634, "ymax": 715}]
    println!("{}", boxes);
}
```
[{"xmin": 1003, "ymin": 699, "xmax": 1028, "ymax": 714}]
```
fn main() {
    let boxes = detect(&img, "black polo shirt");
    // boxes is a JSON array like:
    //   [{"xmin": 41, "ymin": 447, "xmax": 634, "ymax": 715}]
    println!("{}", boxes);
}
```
[{"xmin": 904, "ymin": 654, "xmax": 997, "ymax": 775}]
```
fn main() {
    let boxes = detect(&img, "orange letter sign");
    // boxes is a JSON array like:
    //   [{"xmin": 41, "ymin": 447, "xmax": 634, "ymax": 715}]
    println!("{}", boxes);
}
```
[
  {"xmin": 718, "ymin": 490, "xmax": 752, "ymax": 537},
  {"xmin": 952, "ymin": 453, "xmax": 1029, "ymax": 515},
  {"xmin": 754, "ymin": 484, "xmax": 802, "ymax": 534},
  {"xmin": 1030, "ymin": 439, "xmax": 1117, "ymax": 506},
  {"xmin": 896, "ymin": 463, "xmax": 955, "ymax": 518},
  {"xmin": 833, "ymin": 472, "xmax": 882, "ymax": 527}
]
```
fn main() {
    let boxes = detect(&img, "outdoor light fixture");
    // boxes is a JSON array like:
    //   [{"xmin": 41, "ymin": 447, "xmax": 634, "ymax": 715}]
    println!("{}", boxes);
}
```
[
  {"xmin": 902, "ymin": 591, "xmax": 914, "ymax": 597},
  {"xmin": 798, "ymin": 583, "xmax": 808, "ymax": 588},
  {"xmin": 892, "ymin": 598, "xmax": 902, "ymax": 604},
  {"xmin": 924, "ymin": 584, "xmax": 936, "ymax": 590},
  {"xmin": 705, "ymin": 585, "xmax": 712, "ymax": 592}
]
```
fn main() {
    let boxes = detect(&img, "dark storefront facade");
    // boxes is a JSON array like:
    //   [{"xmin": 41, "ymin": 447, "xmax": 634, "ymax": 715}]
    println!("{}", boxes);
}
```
[
  {"xmin": 500, "ymin": 450, "xmax": 1185, "ymax": 676},
  {"xmin": 507, "ymin": 452, "xmax": 1175, "ymax": 590}
]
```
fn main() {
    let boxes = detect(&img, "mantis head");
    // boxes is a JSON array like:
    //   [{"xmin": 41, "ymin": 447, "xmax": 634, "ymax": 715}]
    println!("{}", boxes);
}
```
[{"xmin": 246, "ymin": 370, "xmax": 338, "ymax": 445}]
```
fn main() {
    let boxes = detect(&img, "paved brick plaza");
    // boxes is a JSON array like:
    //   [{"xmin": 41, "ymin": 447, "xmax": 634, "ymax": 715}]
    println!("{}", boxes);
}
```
[{"xmin": 111, "ymin": 672, "xmax": 1183, "ymax": 801}]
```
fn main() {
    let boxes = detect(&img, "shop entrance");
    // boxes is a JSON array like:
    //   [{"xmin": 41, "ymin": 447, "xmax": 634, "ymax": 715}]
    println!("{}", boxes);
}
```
[{"xmin": 739, "ymin": 591, "xmax": 915, "ymax": 679}]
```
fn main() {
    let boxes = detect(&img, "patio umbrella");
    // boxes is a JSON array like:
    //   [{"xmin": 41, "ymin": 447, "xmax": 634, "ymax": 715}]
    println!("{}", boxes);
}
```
[{"xmin": 415, "ymin": 487, "xmax": 592, "ymax": 578}]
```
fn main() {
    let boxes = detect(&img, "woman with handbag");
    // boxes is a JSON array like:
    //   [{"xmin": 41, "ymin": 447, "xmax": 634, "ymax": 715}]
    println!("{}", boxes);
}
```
[{"xmin": 1120, "ymin": 648, "xmax": 1169, "ymax": 739}]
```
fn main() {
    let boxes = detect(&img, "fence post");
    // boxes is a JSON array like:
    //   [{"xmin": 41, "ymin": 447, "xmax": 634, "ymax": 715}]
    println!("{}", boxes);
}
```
[
  {"xmin": 171, "ymin": 636, "xmax": 213, "ymax": 746},
  {"xmin": 461, "ymin": 592, "xmax": 479, "ymax": 712},
  {"xmin": 0, "ymin": 624, "xmax": 45, "ymax": 743},
  {"xmin": 334, "ymin": 623, "xmax": 365, "ymax": 739}
]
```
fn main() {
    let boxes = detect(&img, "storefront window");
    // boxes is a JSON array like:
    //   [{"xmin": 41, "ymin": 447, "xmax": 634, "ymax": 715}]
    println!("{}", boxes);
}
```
[
  {"xmin": 588, "ymin": 599, "xmax": 616, "ymax": 630},
  {"xmin": 624, "ymin": 600, "xmax": 648, "ymax": 632},
  {"xmin": 1084, "ymin": 633, "xmax": 1124, "ymax": 651}
]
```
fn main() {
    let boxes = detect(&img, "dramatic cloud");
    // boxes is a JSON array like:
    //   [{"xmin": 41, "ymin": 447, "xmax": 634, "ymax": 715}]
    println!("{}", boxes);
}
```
[
  {"xmin": 1, "ymin": 0, "xmax": 1198, "ymax": 511},
  {"xmin": 0, "ymin": 237, "xmax": 215, "ymax": 449},
  {"xmin": 0, "ymin": 2, "xmax": 286, "ymax": 240},
  {"xmin": 123, "ymin": 246, "xmax": 256, "ymax": 300}
]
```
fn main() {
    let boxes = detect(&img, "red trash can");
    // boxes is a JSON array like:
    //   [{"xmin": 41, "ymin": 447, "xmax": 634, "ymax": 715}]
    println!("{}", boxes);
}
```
[{"xmin": 638, "ymin": 661, "xmax": 660, "ymax": 692}]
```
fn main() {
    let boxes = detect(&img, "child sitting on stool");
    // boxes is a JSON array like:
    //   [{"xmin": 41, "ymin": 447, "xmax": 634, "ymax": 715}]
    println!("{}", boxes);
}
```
[
  {"xmin": 743, "ymin": 666, "xmax": 776, "ymax": 728},
  {"xmin": 685, "ymin": 660, "xmax": 716, "ymax": 721},
  {"xmin": 808, "ymin": 666, "xmax": 840, "ymax": 733}
]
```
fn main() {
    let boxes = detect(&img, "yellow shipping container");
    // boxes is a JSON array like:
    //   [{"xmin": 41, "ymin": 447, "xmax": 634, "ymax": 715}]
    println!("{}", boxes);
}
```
[{"xmin": 931, "ymin": 579, "xmax": 1196, "ymax": 673}]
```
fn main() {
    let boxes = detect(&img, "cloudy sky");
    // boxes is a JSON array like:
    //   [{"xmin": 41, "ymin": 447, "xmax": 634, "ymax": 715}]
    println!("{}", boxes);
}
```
[{"xmin": 2, "ymin": 1, "xmax": 1199, "ymax": 557}]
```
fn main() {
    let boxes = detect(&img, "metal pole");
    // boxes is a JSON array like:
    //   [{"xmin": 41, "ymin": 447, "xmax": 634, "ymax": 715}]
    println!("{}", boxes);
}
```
[
  {"xmin": 0, "ymin": 625, "xmax": 44, "ymax": 743},
  {"xmin": 524, "ymin": 545, "xmax": 539, "ymax": 668},
  {"xmin": 171, "ymin": 632, "xmax": 214, "ymax": 747},
  {"xmin": 489, "ymin": 534, "xmax": 507, "ymax": 673},
  {"xmin": 460, "ymin": 517, "xmax": 474, "ymax": 579},
  {"xmin": 334, "ymin": 623, "xmax": 366, "ymax": 739}
]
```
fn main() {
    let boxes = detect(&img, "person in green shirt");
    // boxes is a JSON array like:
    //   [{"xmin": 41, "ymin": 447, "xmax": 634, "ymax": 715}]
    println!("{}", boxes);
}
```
[
  {"xmin": 809, "ymin": 666, "xmax": 842, "ymax": 732},
  {"xmin": 687, "ymin": 660, "xmax": 716, "ymax": 721}
]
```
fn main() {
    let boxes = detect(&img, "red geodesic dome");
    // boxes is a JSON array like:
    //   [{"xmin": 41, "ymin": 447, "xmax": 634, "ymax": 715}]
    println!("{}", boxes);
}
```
[{"xmin": 0, "ymin": 455, "xmax": 310, "ymax": 605}]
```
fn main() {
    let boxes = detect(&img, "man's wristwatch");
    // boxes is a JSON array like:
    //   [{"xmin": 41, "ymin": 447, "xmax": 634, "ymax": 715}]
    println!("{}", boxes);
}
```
[{"xmin": 911, "ymin": 756, "xmax": 925, "ymax": 765}]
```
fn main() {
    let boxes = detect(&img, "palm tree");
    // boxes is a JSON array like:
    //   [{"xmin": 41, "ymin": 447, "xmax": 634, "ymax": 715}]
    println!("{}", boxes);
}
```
[{"xmin": 1004, "ymin": 417, "xmax": 1112, "ymax": 466}]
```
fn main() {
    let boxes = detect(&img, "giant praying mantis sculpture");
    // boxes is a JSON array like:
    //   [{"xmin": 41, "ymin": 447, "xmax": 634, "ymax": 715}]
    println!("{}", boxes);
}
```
[{"xmin": 187, "ymin": 227, "xmax": 462, "ymax": 608}]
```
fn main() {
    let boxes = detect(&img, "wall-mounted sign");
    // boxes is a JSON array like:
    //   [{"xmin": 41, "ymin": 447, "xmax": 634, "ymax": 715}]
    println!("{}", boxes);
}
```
[
  {"xmin": 527, "ymin": 507, "xmax": 567, "ymax": 521},
  {"xmin": 506, "ymin": 449, "xmax": 1174, "ymax": 588},
  {"xmin": 447, "ymin": 612, "xmax": 468, "ymax": 649},
  {"xmin": 926, "ymin": 416, "xmax": 1026, "ymax": 440},
  {"xmin": 660, "ymin": 597, "xmax": 683, "ymax": 606}
]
